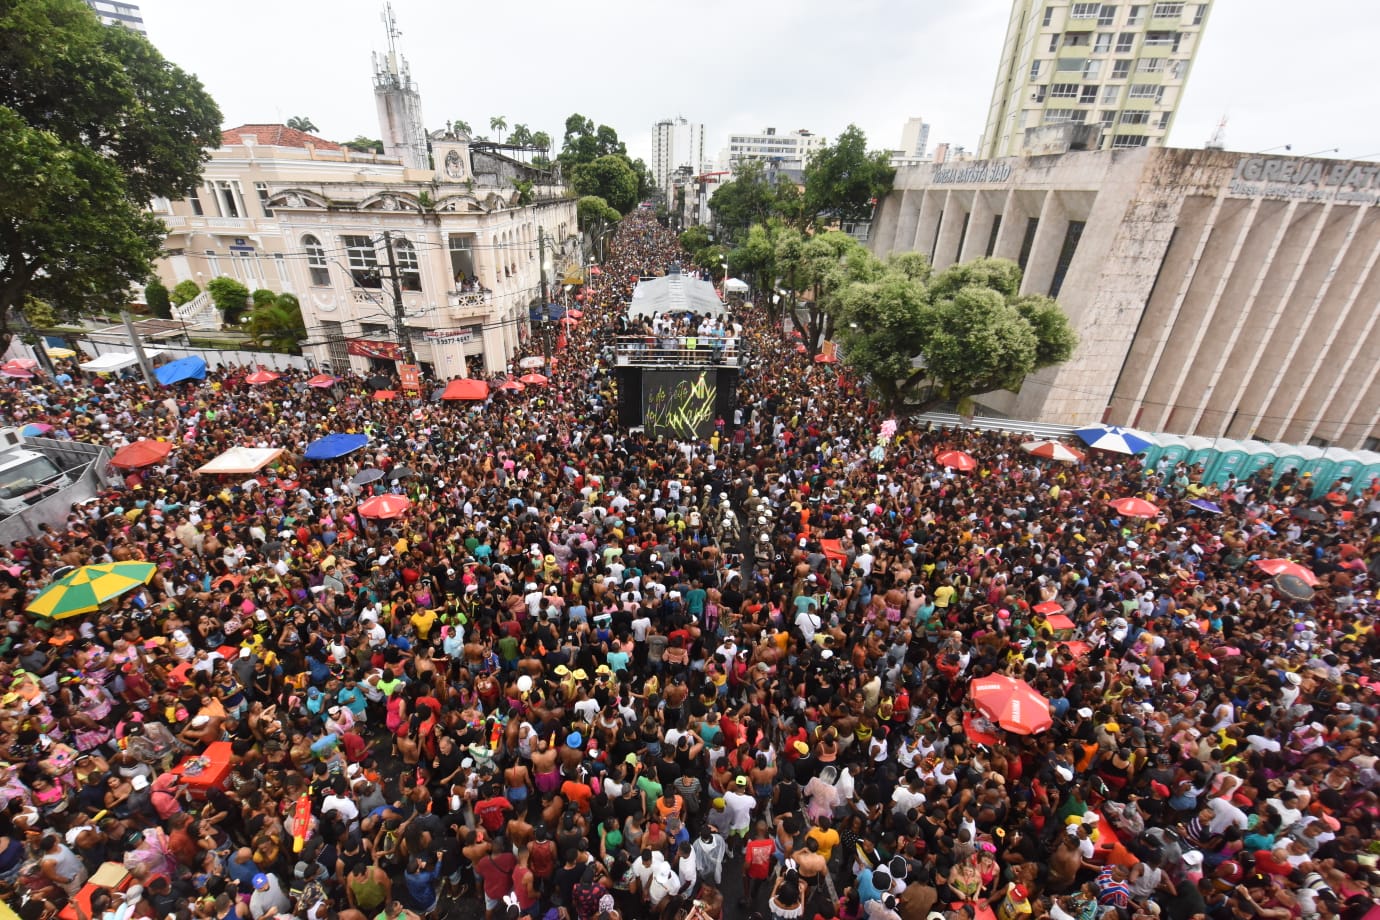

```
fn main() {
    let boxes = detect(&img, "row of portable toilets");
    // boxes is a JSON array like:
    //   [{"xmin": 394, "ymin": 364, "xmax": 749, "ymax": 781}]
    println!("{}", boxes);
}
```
[{"xmin": 1139, "ymin": 435, "xmax": 1380, "ymax": 499}]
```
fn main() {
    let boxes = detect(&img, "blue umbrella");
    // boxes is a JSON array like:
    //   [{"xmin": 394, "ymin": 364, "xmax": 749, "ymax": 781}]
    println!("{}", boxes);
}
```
[
  {"xmin": 303, "ymin": 433, "xmax": 369, "ymax": 460},
  {"xmin": 1188, "ymin": 499, "xmax": 1223, "ymax": 514},
  {"xmin": 1074, "ymin": 425, "xmax": 1153, "ymax": 455},
  {"xmin": 154, "ymin": 356, "xmax": 207, "ymax": 385}
]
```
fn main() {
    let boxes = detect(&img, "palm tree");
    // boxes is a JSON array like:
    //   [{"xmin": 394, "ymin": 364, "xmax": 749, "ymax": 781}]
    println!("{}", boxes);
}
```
[
  {"xmin": 286, "ymin": 115, "xmax": 318, "ymax": 133},
  {"xmin": 453, "ymin": 119, "xmax": 472, "ymax": 136},
  {"xmin": 247, "ymin": 293, "xmax": 306, "ymax": 354},
  {"xmin": 489, "ymin": 116, "xmax": 507, "ymax": 143}
]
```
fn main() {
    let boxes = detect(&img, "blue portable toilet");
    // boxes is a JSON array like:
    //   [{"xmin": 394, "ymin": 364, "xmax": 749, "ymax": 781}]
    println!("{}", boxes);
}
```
[
  {"xmin": 1309, "ymin": 449, "xmax": 1362, "ymax": 498},
  {"xmin": 1148, "ymin": 435, "xmax": 1190, "ymax": 471},
  {"xmin": 1182, "ymin": 437, "xmax": 1217, "ymax": 476},
  {"xmin": 1205, "ymin": 439, "xmax": 1250, "ymax": 487},
  {"xmin": 1350, "ymin": 451, "xmax": 1380, "ymax": 497},
  {"xmin": 1268, "ymin": 443, "xmax": 1322, "ymax": 487},
  {"xmin": 1237, "ymin": 440, "xmax": 1278, "ymax": 483}
]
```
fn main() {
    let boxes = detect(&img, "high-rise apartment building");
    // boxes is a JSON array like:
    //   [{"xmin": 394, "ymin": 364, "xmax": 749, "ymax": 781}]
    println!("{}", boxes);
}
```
[
  {"xmin": 84, "ymin": 0, "xmax": 145, "ymax": 31},
  {"xmin": 979, "ymin": 0, "xmax": 1212, "ymax": 159},
  {"xmin": 651, "ymin": 118, "xmax": 706, "ymax": 203},
  {"xmin": 721, "ymin": 128, "xmax": 826, "ymax": 171},
  {"xmin": 900, "ymin": 118, "xmax": 931, "ymax": 160}
]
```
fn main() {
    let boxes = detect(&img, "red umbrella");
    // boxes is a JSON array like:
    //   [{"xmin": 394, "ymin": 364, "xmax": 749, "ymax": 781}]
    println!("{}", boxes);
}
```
[
  {"xmin": 794, "ymin": 343, "xmax": 807, "ymax": 354},
  {"xmin": 559, "ymin": 316, "xmax": 579, "ymax": 326},
  {"xmin": 306, "ymin": 374, "xmax": 337, "ymax": 388},
  {"xmin": 813, "ymin": 353, "xmax": 838, "ymax": 364},
  {"xmin": 1033, "ymin": 601, "xmax": 1063, "ymax": 615},
  {"xmin": 244, "ymin": 370, "xmax": 281, "ymax": 385},
  {"xmin": 358, "ymin": 494, "xmax": 411, "ymax": 519},
  {"xmin": 1020, "ymin": 440, "xmax": 1085, "ymax": 463},
  {"xmin": 372, "ymin": 389, "xmax": 398, "ymax": 401},
  {"xmin": 0, "ymin": 362, "xmax": 35, "ymax": 379},
  {"xmin": 789, "ymin": 330, "xmax": 803, "ymax": 339},
  {"xmin": 111, "ymin": 439, "xmax": 173, "ymax": 469},
  {"xmin": 518, "ymin": 373, "xmax": 548, "ymax": 386},
  {"xmin": 970, "ymin": 674, "xmax": 1053, "ymax": 735},
  {"xmin": 498, "ymin": 379, "xmax": 526, "ymax": 392},
  {"xmin": 936, "ymin": 450, "xmax": 978, "ymax": 472},
  {"xmin": 1254, "ymin": 558, "xmax": 1320, "ymax": 587},
  {"xmin": 567, "ymin": 309, "xmax": 584, "ymax": 319},
  {"xmin": 441, "ymin": 378, "xmax": 489, "ymax": 401},
  {"xmin": 1108, "ymin": 497, "xmax": 1159, "ymax": 518}
]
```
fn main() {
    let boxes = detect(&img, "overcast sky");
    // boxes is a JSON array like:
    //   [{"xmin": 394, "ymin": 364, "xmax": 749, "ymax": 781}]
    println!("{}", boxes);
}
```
[{"xmin": 138, "ymin": 0, "xmax": 1379, "ymax": 165}]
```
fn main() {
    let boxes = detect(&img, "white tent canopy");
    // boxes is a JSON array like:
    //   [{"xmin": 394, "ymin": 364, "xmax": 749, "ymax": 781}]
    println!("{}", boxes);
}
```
[
  {"xmin": 627, "ymin": 271, "xmax": 728, "ymax": 322},
  {"xmin": 723, "ymin": 277, "xmax": 750, "ymax": 293},
  {"xmin": 196, "ymin": 446, "xmax": 285, "ymax": 475},
  {"xmin": 79, "ymin": 349, "xmax": 166, "ymax": 373}
]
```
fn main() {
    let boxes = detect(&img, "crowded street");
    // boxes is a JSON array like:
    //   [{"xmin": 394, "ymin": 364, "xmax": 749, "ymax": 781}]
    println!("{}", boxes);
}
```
[{"xmin": 0, "ymin": 210, "xmax": 1377, "ymax": 920}]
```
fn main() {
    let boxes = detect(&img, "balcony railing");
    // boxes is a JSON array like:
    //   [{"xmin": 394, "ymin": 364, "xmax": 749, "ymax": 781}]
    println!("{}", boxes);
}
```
[
  {"xmin": 448, "ymin": 289, "xmax": 493, "ymax": 313},
  {"xmin": 611, "ymin": 334, "xmax": 743, "ymax": 368}
]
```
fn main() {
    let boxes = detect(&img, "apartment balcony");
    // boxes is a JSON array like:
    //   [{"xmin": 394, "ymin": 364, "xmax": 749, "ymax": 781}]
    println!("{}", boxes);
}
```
[
  {"xmin": 447, "ymin": 289, "xmax": 493, "ymax": 319},
  {"xmin": 612, "ymin": 334, "xmax": 743, "ymax": 369}
]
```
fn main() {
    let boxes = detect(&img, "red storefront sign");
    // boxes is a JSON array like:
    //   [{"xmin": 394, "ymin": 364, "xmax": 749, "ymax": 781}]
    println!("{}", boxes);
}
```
[
  {"xmin": 346, "ymin": 338, "xmax": 405, "ymax": 360},
  {"xmin": 398, "ymin": 364, "xmax": 422, "ymax": 391}
]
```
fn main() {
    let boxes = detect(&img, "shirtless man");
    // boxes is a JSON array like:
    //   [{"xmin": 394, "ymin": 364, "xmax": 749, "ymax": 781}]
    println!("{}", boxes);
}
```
[
  {"xmin": 504, "ymin": 760, "xmax": 534, "ymax": 816},
  {"xmin": 530, "ymin": 740, "xmax": 561, "ymax": 797},
  {"xmin": 794, "ymin": 837, "xmax": 829, "ymax": 901}
]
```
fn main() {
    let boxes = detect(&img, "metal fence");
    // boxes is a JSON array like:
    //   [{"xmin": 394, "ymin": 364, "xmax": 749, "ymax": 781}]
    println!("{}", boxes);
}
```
[
  {"xmin": 0, "ymin": 458, "xmax": 105, "ymax": 543},
  {"xmin": 915, "ymin": 411, "xmax": 1079, "ymax": 441}
]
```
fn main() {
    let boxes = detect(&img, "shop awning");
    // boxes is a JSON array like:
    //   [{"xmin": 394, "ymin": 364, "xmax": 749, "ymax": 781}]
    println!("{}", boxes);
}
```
[{"xmin": 79, "ymin": 349, "xmax": 167, "ymax": 373}]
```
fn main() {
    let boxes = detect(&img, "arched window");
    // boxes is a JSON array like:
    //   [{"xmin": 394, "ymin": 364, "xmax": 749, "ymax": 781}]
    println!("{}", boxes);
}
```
[
  {"xmin": 303, "ymin": 235, "xmax": 330, "ymax": 286},
  {"xmin": 393, "ymin": 238, "xmax": 422, "ymax": 292}
]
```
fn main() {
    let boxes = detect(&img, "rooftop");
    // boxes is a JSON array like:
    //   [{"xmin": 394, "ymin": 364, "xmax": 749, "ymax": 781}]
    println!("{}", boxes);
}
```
[{"xmin": 221, "ymin": 124, "xmax": 343, "ymax": 151}]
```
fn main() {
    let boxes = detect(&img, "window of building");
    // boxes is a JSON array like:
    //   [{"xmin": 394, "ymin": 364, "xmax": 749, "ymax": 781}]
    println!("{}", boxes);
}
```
[
  {"xmin": 1057, "ymin": 57, "xmax": 1084, "ymax": 71},
  {"xmin": 1018, "ymin": 217, "xmax": 1040, "ymax": 271},
  {"xmin": 1192, "ymin": 3, "xmax": 1206, "ymax": 24},
  {"xmin": 359, "ymin": 323, "xmax": 389, "ymax": 338},
  {"xmin": 204, "ymin": 250, "xmax": 220, "ymax": 276},
  {"xmin": 1138, "ymin": 57, "xmax": 1165, "ymax": 72},
  {"xmin": 1120, "ymin": 110, "xmax": 1150, "ymax": 124},
  {"xmin": 1099, "ymin": 110, "xmax": 1118, "ymax": 126},
  {"xmin": 1363, "ymin": 436, "xmax": 1380, "ymax": 452},
  {"xmin": 1063, "ymin": 32, "xmax": 1090, "ymax": 46},
  {"xmin": 1098, "ymin": 4, "xmax": 1117, "ymax": 24},
  {"xmin": 1143, "ymin": 30, "xmax": 1178, "ymax": 46},
  {"xmin": 1045, "ymin": 108, "xmax": 1076, "ymax": 123},
  {"xmin": 343, "ymin": 234, "xmax": 382, "ymax": 288},
  {"xmin": 1078, "ymin": 85, "xmax": 1096, "ymax": 103},
  {"xmin": 1083, "ymin": 59, "xmax": 1102, "ymax": 79},
  {"xmin": 1152, "ymin": 1, "xmax": 1184, "ymax": 17},
  {"xmin": 1126, "ymin": 4, "xmax": 1145, "ymax": 24},
  {"xmin": 186, "ymin": 188, "xmax": 203, "ymax": 216},
  {"xmin": 986, "ymin": 215, "xmax": 1003, "ymax": 257},
  {"xmin": 1112, "ymin": 134, "xmax": 1149, "ymax": 148},
  {"xmin": 1042, "ymin": 5, "xmax": 1055, "ymax": 26},
  {"xmin": 1049, "ymin": 34, "xmax": 1060, "ymax": 52},
  {"xmin": 1049, "ymin": 220, "xmax": 1085, "ymax": 297},
  {"xmin": 1102, "ymin": 84, "xmax": 1121, "ymax": 103},
  {"xmin": 1158, "ymin": 111, "xmax": 1172, "ymax": 129},
  {"xmin": 1168, "ymin": 59, "xmax": 1184, "ymax": 79},
  {"xmin": 1094, "ymin": 31, "xmax": 1113, "ymax": 52},
  {"xmin": 1306, "ymin": 436, "xmax": 1331, "ymax": 448},
  {"xmin": 1128, "ymin": 83, "xmax": 1161, "ymax": 98},
  {"xmin": 1112, "ymin": 59, "xmax": 1132, "ymax": 78},
  {"xmin": 303, "ymin": 235, "xmax": 330, "ymax": 286},
  {"xmin": 1070, "ymin": 2, "xmax": 1100, "ymax": 17},
  {"xmin": 1030, "ymin": 59, "xmax": 1042, "ymax": 79},
  {"xmin": 1032, "ymin": 84, "xmax": 1048, "ymax": 102},
  {"xmin": 1116, "ymin": 31, "xmax": 1135, "ymax": 52},
  {"xmin": 393, "ymin": 238, "xmax": 422, "ymax": 292},
  {"xmin": 1050, "ymin": 83, "xmax": 1079, "ymax": 98},
  {"xmin": 217, "ymin": 182, "xmax": 240, "ymax": 218},
  {"xmin": 255, "ymin": 182, "xmax": 273, "ymax": 217}
]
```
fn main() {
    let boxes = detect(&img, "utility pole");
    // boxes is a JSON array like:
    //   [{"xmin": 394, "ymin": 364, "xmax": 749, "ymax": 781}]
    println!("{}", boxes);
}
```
[
  {"xmin": 380, "ymin": 230, "xmax": 415, "ymax": 363},
  {"xmin": 122, "ymin": 309, "xmax": 158, "ymax": 390},
  {"xmin": 538, "ymin": 227, "xmax": 550, "ymax": 360}
]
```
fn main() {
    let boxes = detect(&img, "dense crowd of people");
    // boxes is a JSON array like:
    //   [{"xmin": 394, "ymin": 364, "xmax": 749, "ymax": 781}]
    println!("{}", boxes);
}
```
[{"xmin": 0, "ymin": 210, "xmax": 1377, "ymax": 920}]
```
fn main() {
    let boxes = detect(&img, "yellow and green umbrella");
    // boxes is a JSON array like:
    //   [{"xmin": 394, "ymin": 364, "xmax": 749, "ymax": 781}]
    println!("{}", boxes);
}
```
[{"xmin": 27, "ymin": 562, "xmax": 156, "ymax": 619}]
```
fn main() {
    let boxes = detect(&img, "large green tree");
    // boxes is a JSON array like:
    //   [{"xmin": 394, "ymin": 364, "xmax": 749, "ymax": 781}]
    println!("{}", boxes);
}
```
[
  {"xmin": 710, "ymin": 161, "xmax": 783, "ymax": 244},
  {"xmin": 0, "ymin": 0, "xmax": 222, "ymax": 353},
  {"xmin": 247, "ymin": 292, "xmax": 306, "ymax": 354},
  {"xmin": 206, "ymin": 276, "xmax": 250, "ymax": 326},
  {"xmin": 835, "ymin": 256, "xmax": 1078, "ymax": 413},
  {"xmin": 727, "ymin": 219, "xmax": 787, "ymax": 318},
  {"xmin": 776, "ymin": 230, "xmax": 882, "ymax": 354},
  {"xmin": 144, "ymin": 278, "xmax": 171, "ymax": 319},
  {"xmin": 571, "ymin": 156, "xmax": 638, "ymax": 214},
  {"xmin": 802, "ymin": 125, "xmax": 895, "ymax": 230}
]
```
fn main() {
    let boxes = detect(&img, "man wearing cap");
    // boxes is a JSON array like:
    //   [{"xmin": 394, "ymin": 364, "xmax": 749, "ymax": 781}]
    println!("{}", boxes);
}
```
[{"xmin": 248, "ymin": 871, "xmax": 290, "ymax": 920}]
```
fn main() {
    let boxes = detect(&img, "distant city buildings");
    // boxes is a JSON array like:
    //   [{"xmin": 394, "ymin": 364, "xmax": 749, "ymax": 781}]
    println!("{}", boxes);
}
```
[
  {"xmin": 979, "ymin": 0, "xmax": 1213, "ymax": 159},
  {"xmin": 720, "ymin": 127, "xmax": 825, "ymax": 171},
  {"xmin": 84, "ymin": 0, "xmax": 144, "ymax": 31},
  {"xmin": 652, "ymin": 118, "xmax": 706, "ymax": 205}
]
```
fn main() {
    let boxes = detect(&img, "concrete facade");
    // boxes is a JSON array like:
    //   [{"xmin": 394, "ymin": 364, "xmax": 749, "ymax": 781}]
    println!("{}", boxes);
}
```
[
  {"xmin": 84, "ymin": 0, "xmax": 144, "ymax": 31},
  {"xmin": 869, "ymin": 147, "xmax": 1380, "ymax": 450},
  {"xmin": 720, "ymin": 128, "xmax": 825, "ymax": 171},
  {"xmin": 153, "ymin": 126, "xmax": 578, "ymax": 380},
  {"xmin": 979, "ymin": 0, "xmax": 1212, "ymax": 160}
]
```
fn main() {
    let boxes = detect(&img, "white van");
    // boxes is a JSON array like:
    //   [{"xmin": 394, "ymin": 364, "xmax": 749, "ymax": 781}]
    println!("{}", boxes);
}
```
[{"xmin": 0, "ymin": 429, "xmax": 71, "ymax": 515}]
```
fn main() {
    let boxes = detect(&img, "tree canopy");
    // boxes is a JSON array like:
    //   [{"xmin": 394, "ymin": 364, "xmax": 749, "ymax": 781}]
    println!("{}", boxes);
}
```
[
  {"xmin": 802, "ymin": 124, "xmax": 896, "ymax": 227},
  {"xmin": 247, "ymin": 291, "xmax": 306, "ymax": 354},
  {"xmin": 0, "ymin": 0, "xmax": 222, "ymax": 352},
  {"xmin": 577, "ymin": 196, "xmax": 620, "ymax": 232},
  {"xmin": 834, "ymin": 256, "xmax": 1078, "ymax": 413},
  {"xmin": 286, "ymin": 115, "xmax": 317, "ymax": 133},
  {"xmin": 571, "ymin": 156, "xmax": 638, "ymax": 215}
]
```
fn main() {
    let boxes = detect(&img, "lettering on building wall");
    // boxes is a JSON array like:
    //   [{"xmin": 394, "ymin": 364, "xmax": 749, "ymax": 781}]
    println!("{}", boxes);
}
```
[
  {"xmin": 933, "ymin": 162, "xmax": 1014, "ymax": 185},
  {"xmin": 1229, "ymin": 157, "xmax": 1380, "ymax": 204},
  {"xmin": 424, "ymin": 326, "xmax": 480, "ymax": 345}
]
